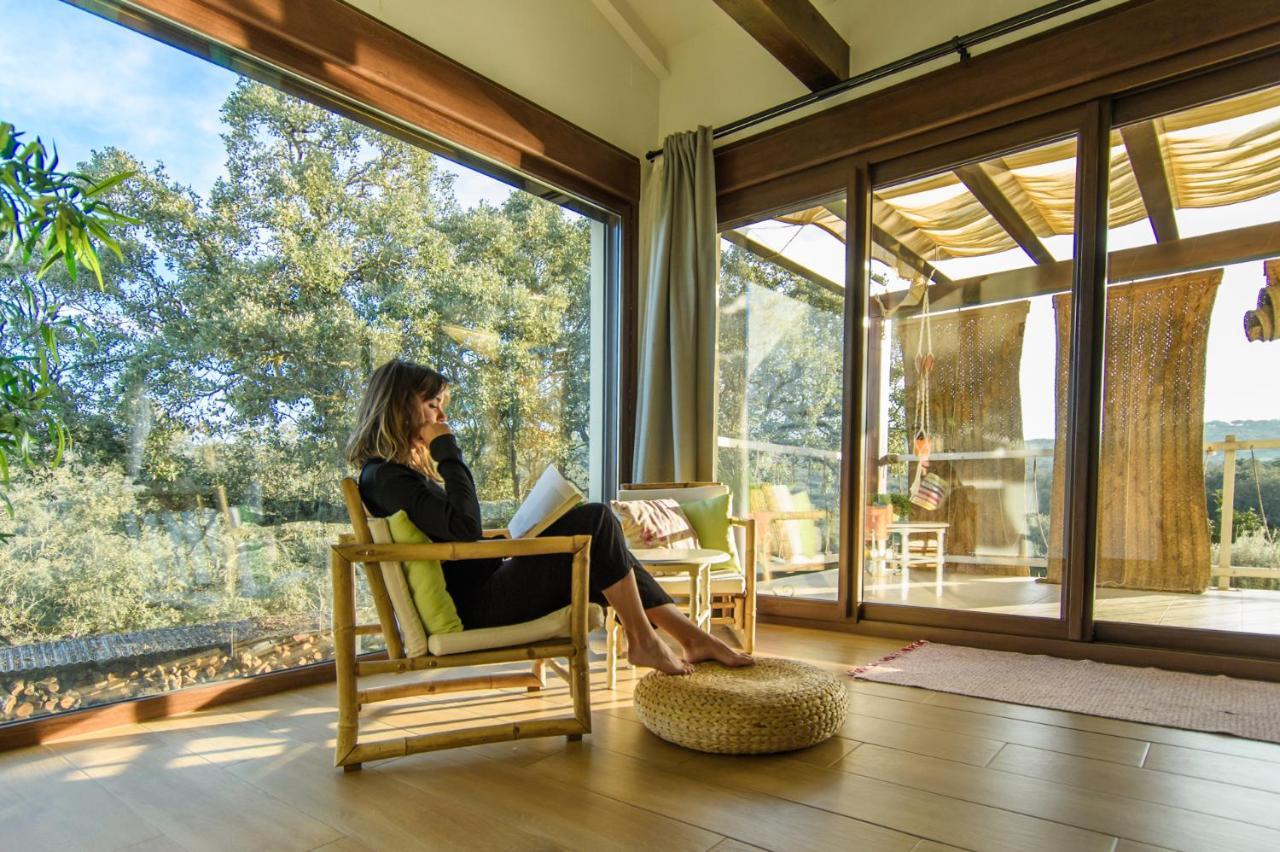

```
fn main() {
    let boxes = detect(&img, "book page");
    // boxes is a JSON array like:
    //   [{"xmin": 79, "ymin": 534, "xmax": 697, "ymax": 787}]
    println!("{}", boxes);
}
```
[{"xmin": 507, "ymin": 464, "xmax": 583, "ymax": 539}]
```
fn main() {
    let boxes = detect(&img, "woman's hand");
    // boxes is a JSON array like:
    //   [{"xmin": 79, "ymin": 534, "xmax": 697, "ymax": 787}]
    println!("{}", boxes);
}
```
[{"xmin": 419, "ymin": 420, "xmax": 453, "ymax": 447}]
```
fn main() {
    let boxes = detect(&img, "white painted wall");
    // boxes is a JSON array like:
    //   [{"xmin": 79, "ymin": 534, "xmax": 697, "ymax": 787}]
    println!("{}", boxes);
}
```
[
  {"xmin": 344, "ymin": 0, "xmax": 660, "ymax": 157},
  {"xmin": 346, "ymin": 1, "xmax": 1130, "ymax": 157}
]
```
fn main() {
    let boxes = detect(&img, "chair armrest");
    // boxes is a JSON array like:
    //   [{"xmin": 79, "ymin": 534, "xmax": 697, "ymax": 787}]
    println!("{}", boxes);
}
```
[
  {"xmin": 483, "ymin": 528, "xmax": 511, "ymax": 539},
  {"xmin": 334, "ymin": 535, "xmax": 584, "ymax": 564}
]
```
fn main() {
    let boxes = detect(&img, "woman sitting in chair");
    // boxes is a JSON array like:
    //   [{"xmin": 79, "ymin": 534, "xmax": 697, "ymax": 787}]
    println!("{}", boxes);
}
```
[{"xmin": 346, "ymin": 359, "xmax": 752, "ymax": 676}]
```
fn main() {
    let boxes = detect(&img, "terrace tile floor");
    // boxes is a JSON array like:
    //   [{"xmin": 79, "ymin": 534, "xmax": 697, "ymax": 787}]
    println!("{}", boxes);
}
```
[{"xmin": 762, "ymin": 568, "xmax": 1280, "ymax": 635}]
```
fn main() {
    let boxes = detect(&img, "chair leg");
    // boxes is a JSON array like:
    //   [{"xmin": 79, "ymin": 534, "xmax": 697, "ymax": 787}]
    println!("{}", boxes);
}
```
[
  {"xmin": 570, "ymin": 618, "xmax": 592, "ymax": 741},
  {"xmin": 529, "ymin": 659, "xmax": 546, "ymax": 692},
  {"xmin": 605, "ymin": 609, "xmax": 619, "ymax": 690},
  {"xmin": 331, "ymin": 549, "xmax": 360, "ymax": 768}
]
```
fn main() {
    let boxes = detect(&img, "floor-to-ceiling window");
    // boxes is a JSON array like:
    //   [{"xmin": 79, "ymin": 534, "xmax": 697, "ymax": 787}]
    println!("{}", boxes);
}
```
[{"xmin": 0, "ymin": 0, "xmax": 618, "ymax": 724}]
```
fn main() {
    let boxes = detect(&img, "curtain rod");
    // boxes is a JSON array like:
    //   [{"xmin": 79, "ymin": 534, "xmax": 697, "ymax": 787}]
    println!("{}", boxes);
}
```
[{"xmin": 644, "ymin": 0, "xmax": 1109, "ymax": 162}]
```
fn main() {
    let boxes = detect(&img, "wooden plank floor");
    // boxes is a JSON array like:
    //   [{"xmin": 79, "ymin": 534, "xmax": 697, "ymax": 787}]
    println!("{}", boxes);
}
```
[{"xmin": 5, "ymin": 624, "xmax": 1280, "ymax": 851}]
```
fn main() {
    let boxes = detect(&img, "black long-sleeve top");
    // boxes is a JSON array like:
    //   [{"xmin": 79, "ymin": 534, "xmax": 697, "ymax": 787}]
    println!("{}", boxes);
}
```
[{"xmin": 357, "ymin": 433, "xmax": 501, "ymax": 595}]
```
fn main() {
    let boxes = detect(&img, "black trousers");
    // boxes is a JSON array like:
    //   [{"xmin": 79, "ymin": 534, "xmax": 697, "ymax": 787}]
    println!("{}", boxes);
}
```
[{"xmin": 452, "ymin": 502, "xmax": 674, "ymax": 630}]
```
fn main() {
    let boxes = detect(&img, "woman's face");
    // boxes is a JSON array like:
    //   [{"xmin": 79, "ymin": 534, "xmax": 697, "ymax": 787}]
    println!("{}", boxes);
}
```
[{"xmin": 420, "ymin": 388, "xmax": 449, "ymax": 425}]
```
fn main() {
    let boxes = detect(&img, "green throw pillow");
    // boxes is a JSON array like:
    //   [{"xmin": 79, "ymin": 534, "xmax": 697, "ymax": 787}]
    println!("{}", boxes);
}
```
[
  {"xmin": 789, "ymin": 491, "xmax": 823, "ymax": 557},
  {"xmin": 678, "ymin": 492, "xmax": 741, "ymax": 575},
  {"xmin": 385, "ymin": 510, "xmax": 464, "ymax": 635}
]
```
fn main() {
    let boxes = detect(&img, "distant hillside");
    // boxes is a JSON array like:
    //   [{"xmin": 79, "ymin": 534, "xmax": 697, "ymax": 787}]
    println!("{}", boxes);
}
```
[
  {"xmin": 1204, "ymin": 420, "xmax": 1280, "ymax": 460},
  {"xmin": 1025, "ymin": 420, "xmax": 1280, "ymax": 460}
]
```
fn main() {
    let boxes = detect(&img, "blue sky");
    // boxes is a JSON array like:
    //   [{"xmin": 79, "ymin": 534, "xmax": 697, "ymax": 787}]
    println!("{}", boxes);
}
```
[{"xmin": 0, "ymin": 0, "xmax": 513, "ymax": 206}]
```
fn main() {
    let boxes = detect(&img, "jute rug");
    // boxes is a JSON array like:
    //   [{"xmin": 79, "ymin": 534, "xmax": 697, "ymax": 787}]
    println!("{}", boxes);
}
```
[{"xmin": 850, "ymin": 640, "xmax": 1280, "ymax": 743}]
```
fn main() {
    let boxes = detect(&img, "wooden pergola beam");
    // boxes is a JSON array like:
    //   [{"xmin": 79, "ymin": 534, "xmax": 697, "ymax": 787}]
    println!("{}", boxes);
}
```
[
  {"xmin": 874, "ymin": 219, "xmax": 1280, "ymax": 317},
  {"xmin": 819, "ymin": 201, "xmax": 954, "ymax": 287},
  {"xmin": 720, "ymin": 229, "xmax": 845, "ymax": 297},
  {"xmin": 712, "ymin": 0, "xmax": 849, "ymax": 91},
  {"xmin": 954, "ymin": 162, "xmax": 1056, "ymax": 266},
  {"xmin": 1121, "ymin": 120, "xmax": 1180, "ymax": 242},
  {"xmin": 870, "ymin": 224, "xmax": 955, "ymax": 288}
]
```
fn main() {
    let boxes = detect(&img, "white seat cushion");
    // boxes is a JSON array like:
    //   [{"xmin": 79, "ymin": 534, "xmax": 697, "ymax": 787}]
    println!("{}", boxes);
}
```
[
  {"xmin": 427, "ymin": 603, "xmax": 606, "ymax": 656},
  {"xmin": 366, "ymin": 516, "xmax": 430, "ymax": 657},
  {"xmin": 654, "ymin": 568, "xmax": 746, "ymax": 595}
]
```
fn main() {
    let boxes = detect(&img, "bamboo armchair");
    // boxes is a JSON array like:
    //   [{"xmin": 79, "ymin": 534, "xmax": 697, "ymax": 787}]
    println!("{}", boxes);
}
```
[
  {"xmin": 609, "ymin": 481, "xmax": 756, "ymax": 687},
  {"xmin": 333, "ymin": 478, "xmax": 594, "ymax": 771}
]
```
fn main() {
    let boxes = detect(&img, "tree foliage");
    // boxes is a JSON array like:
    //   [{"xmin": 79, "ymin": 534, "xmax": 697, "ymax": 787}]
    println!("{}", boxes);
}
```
[
  {"xmin": 717, "ymin": 241, "xmax": 844, "ymax": 525},
  {"xmin": 1, "ymin": 80, "xmax": 594, "ymax": 643},
  {"xmin": 0, "ymin": 122, "xmax": 132, "ymax": 518},
  {"xmin": 44, "ymin": 80, "xmax": 591, "ymax": 521}
]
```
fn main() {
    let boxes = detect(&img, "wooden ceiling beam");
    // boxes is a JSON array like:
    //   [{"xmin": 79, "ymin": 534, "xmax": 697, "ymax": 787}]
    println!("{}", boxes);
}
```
[
  {"xmin": 874, "ymin": 218, "xmax": 1280, "ymax": 317},
  {"xmin": 1121, "ymin": 120, "xmax": 1181, "ymax": 242},
  {"xmin": 712, "ymin": 0, "xmax": 849, "ymax": 91},
  {"xmin": 588, "ymin": 0, "xmax": 669, "ymax": 79},
  {"xmin": 954, "ymin": 162, "xmax": 1056, "ymax": 266}
]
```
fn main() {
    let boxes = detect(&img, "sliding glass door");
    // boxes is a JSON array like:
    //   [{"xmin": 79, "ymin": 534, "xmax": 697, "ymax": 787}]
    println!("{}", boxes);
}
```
[
  {"xmin": 860, "ymin": 134, "xmax": 1080, "ymax": 626},
  {"xmin": 718, "ymin": 193, "xmax": 849, "ymax": 615},
  {"xmin": 1093, "ymin": 80, "xmax": 1280, "ymax": 640},
  {"xmin": 713, "ymin": 53, "xmax": 1280, "ymax": 661}
]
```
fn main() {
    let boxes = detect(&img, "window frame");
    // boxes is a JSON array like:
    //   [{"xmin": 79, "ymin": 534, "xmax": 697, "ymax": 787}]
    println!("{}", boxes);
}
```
[{"xmin": 0, "ymin": 0, "xmax": 631, "ymax": 746}]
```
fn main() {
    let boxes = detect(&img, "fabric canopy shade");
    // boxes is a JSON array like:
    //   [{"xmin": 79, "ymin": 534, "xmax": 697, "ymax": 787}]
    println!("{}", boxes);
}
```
[{"xmin": 762, "ymin": 86, "xmax": 1280, "ymax": 268}]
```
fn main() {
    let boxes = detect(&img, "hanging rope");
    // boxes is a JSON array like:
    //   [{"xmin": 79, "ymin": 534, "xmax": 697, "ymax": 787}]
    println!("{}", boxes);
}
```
[
  {"xmin": 1249, "ymin": 446, "xmax": 1273, "ymax": 541},
  {"xmin": 911, "ymin": 284, "xmax": 934, "ymax": 451},
  {"xmin": 908, "ymin": 279, "xmax": 947, "ymax": 511}
]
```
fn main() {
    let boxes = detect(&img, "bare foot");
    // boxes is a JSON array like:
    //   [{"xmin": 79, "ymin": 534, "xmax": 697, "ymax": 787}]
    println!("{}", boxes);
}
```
[
  {"xmin": 681, "ymin": 632, "xmax": 754, "ymax": 667},
  {"xmin": 627, "ymin": 636, "xmax": 694, "ymax": 675}
]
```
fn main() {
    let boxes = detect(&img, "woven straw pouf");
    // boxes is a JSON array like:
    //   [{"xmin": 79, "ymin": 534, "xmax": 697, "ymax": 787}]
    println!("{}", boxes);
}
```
[{"xmin": 632, "ymin": 657, "xmax": 848, "ymax": 754}]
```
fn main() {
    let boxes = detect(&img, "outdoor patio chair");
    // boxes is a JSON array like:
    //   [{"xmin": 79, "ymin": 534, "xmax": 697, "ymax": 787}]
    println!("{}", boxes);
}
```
[
  {"xmin": 331, "ymin": 478, "xmax": 601, "ymax": 770},
  {"xmin": 750, "ymin": 484, "xmax": 840, "ymax": 582}
]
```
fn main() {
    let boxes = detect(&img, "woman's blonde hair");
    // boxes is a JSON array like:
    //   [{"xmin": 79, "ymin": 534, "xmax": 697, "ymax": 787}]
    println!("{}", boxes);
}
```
[{"xmin": 345, "ymin": 360, "xmax": 450, "ymax": 480}]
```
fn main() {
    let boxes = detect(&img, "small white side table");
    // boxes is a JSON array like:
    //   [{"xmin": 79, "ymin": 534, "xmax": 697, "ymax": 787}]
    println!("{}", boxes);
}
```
[
  {"xmin": 629, "ymin": 547, "xmax": 728, "ymax": 631},
  {"xmin": 886, "ymin": 522, "xmax": 949, "ymax": 596}
]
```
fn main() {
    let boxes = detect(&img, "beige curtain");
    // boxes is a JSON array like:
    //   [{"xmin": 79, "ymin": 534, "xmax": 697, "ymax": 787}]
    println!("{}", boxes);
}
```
[
  {"xmin": 1048, "ymin": 270, "xmax": 1221, "ymax": 592},
  {"xmin": 899, "ymin": 301, "xmax": 1031, "ymax": 574},
  {"xmin": 633, "ymin": 127, "xmax": 719, "ymax": 483}
]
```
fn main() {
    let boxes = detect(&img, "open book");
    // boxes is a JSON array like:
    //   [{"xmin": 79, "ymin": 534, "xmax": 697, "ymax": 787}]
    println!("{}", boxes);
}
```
[{"xmin": 507, "ymin": 464, "xmax": 584, "ymax": 539}]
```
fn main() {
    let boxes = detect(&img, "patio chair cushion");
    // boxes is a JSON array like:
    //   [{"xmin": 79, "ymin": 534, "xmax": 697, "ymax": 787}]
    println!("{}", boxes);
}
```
[
  {"xmin": 788, "ymin": 490, "xmax": 824, "ymax": 556},
  {"xmin": 764, "ymin": 485, "xmax": 821, "ymax": 559},
  {"xmin": 427, "ymin": 603, "xmax": 606, "ymax": 656},
  {"xmin": 386, "ymin": 510, "xmax": 464, "ymax": 636},
  {"xmin": 677, "ymin": 491, "xmax": 742, "ymax": 575},
  {"xmin": 367, "ymin": 516, "xmax": 430, "ymax": 657},
  {"xmin": 633, "ymin": 657, "xmax": 847, "ymax": 754}
]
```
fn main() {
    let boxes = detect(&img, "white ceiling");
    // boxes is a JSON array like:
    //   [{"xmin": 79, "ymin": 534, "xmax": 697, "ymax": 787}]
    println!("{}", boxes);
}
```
[{"xmin": 606, "ymin": 0, "xmax": 730, "ymax": 50}]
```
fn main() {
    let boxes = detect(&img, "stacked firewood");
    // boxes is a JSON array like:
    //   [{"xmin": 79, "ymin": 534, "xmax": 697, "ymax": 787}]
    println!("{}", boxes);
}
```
[{"xmin": 1, "ymin": 631, "xmax": 333, "ymax": 723}]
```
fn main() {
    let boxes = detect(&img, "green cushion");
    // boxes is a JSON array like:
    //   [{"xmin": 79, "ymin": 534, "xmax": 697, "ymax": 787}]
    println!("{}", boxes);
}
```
[
  {"xmin": 385, "ymin": 510, "xmax": 464, "ymax": 635},
  {"xmin": 678, "ymin": 492, "xmax": 741, "ymax": 575},
  {"xmin": 788, "ymin": 491, "xmax": 823, "ymax": 557}
]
